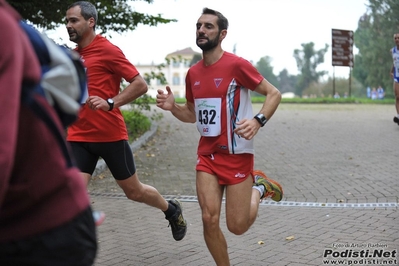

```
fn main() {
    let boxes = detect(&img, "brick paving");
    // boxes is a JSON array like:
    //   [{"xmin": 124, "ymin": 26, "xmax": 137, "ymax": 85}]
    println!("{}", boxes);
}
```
[{"xmin": 89, "ymin": 104, "xmax": 399, "ymax": 266}]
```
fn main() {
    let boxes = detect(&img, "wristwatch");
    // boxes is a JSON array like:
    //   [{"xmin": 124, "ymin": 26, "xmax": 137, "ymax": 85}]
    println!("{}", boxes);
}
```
[
  {"xmin": 106, "ymin": 98, "xmax": 114, "ymax": 111},
  {"xmin": 254, "ymin": 113, "xmax": 267, "ymax": 127}
]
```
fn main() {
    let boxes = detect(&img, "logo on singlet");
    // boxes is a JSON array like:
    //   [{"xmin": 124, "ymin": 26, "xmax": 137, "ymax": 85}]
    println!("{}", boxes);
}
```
[
  {"xmin": 214, "ymin": 78, "xmax": 223, "ymax": 88},
  {"xmin": 193, "ymin": 81, "xmax": 200, "ymax": 90}
]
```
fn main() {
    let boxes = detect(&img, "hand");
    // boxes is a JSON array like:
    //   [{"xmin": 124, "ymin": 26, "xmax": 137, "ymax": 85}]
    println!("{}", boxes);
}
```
[
  {"xmin": 86, "ymin": 96, "xmax": 109, "ymax": 111},
  {"xmin": 233, "ymin": 118, "xmax": 260, "ymax": 140},
  {"xmin": 156, "ymin": 86, "xmax": 175, "ymax": 111}
]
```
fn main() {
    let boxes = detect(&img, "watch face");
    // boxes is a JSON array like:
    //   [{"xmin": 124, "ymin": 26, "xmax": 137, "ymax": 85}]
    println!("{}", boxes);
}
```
[
  {"xmin": 107, "ymin": 99, "xmax": 114, "ymax": 111},
  {"xmin": 255, "ymin": 114, "xmax": 267, "ymax": 126},
  {"xmin": 261, "ymin": 118, "xmax": 266, "ymax": 124}
]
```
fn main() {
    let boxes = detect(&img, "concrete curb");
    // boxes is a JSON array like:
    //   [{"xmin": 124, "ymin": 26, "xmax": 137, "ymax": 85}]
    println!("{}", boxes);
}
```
[{"xmin": 92, "ymin": 122, "xmax": 158, "ymax": 177}]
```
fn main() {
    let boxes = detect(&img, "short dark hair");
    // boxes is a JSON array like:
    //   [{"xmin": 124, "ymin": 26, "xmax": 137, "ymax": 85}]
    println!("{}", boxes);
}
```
[
  {"xmin": 202, "ymin": 7, "xmax": 228, "ymax": 31},
  {"xmin": 68, "ymin": 1, "xmax": 98, "ymax": 30}
]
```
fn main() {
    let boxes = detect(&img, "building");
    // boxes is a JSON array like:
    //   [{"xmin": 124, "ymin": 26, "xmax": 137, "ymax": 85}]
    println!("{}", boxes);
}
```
[{"xmin": 134, "ymin": 47, "xmax": 201, "ymax": 98}]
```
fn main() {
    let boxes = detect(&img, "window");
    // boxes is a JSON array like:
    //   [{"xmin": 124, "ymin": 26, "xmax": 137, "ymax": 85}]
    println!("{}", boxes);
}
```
[
  {"xmin": 172, "ymin": 74, "xmax": 180, "ymax": 85},
  {"xmin": 172, "ymin": 61, "xmax": 180, "ymax": 68}
]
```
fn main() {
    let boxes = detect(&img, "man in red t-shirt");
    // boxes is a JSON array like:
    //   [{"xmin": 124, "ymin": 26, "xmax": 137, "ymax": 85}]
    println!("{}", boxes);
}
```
[
  {"xmin": 156, "ymin": 8, "xmax": 283, "ymax": 265},
  {"xmin": 0, "ymin": 0, "xmax": 97, "ymax": 264},
  {"xmin": 65, "ymin": 1, "xmax": 186, "ymax": 241}
]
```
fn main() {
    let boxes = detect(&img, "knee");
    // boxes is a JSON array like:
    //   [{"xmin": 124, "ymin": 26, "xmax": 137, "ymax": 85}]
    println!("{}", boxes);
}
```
[
  {"xmin": 116, "ymin": 174, "xmax": 147, "ymax": 202},
  {"xmin": 125, "ymin": 190, "xmax": 145, "ymax": 202},
  {"xmin": 226, "ymin": 220, "xmax": 248, "ymax": 235},
  {"xmin": 122, "ymin": 185, "xmax": 146, "ymax": 203},
  {"xmin": 202, "ymin": 212, "xmax": 220, "ymax": 231}
]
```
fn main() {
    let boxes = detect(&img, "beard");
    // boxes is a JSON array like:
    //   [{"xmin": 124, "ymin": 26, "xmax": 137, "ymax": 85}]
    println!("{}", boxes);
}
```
[
  {"xmin": 196, "ymin": 35, "xmax": 219, "ymax": 52},
  {"xmin": 68, "ymin": 30, "xmax": 81, "ymax": 43}
]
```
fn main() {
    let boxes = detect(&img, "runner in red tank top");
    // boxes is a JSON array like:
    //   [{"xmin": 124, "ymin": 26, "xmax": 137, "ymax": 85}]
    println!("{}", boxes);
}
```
[{"xmin": 157, "ymin": 7, "xmax": 284, "ymax": 265}]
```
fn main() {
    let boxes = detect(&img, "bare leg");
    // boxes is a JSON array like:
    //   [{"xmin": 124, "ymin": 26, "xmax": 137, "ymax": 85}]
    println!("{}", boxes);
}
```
[
  {"xmin": 196, "ymin": 171, "xmax": 230, "ymax": 266},
  {"xmin": 394, "ymin": 82, "xmax": 399, "ymax": 115},
  {"xmin": 225, "ymin": 175, "xmax": 260, "ymax": 235},
  {"xmin": 117, "ymin": 173, "xmax": 187, "ymax": 241},
  {"xmin": 81, "ymin": 172, "xmax": 91, "ymax": 186},
  {"xmin": 116, "ymin": 173, "xmax": 168, "ymax": 211}
]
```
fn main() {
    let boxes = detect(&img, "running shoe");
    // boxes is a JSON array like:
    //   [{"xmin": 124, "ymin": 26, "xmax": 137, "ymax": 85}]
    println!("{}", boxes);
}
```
[
  {"xmin": 166, "ymin": 199, "xmax": 187, "ymax": 241},
  {"xmin": 393, "ymin": 116, "xmax": 399, "ymax": 125},
  {"xmin": 253, "ymin": 170, "xmax": 283, "ymax": 202},
  {"xmin": 92, "ymin": 210, "xmax": 106, "ymax": 226}
]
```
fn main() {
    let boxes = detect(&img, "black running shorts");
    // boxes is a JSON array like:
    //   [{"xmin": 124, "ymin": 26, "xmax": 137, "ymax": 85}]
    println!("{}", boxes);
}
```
[{"xmin": 69, "ymin": 140, "xmax": 136, "ymax": 180}]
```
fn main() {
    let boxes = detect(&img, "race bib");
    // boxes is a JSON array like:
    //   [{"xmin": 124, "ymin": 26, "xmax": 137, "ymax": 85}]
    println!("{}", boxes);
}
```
[{"xmin": 194, "ymin": 98, "xmax": 221, "ymax": 137}]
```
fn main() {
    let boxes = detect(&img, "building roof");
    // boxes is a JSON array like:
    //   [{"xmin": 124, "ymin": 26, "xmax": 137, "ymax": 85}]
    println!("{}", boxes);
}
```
[{"xmin": 166, "ymin": 47, "xmax": 201, "ymax": 57}]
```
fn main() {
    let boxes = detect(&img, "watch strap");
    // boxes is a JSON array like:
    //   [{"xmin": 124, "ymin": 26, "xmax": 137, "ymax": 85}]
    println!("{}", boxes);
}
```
[
  {"xmin": 254, "ymin": 113, "xmax": 267, "ymax": 127},
  {"xmin": 107, "ymin": 98, "xmax": 114, "ymax": 111}
]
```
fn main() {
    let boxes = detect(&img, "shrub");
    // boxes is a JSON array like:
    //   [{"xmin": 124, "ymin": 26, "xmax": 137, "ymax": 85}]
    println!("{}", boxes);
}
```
[
  {"xmin": 122, "ymin": 94, "xmax": 163, "ymax": 141},
  {"xmin": 122, "ymin": 109, "xmax": 151, "ymax": 141}
]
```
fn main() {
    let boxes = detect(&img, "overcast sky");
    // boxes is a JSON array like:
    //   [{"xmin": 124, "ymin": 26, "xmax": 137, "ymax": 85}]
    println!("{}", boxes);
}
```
[{"xmin": 51, "ymin": 0, "xmax": 369, "ymax": 78}]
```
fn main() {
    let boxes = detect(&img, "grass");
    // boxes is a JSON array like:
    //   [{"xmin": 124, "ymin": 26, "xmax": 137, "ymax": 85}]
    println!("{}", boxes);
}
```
[{"xmin": 170, "ymin": 97, "xmax": 395, "ymax": 105}]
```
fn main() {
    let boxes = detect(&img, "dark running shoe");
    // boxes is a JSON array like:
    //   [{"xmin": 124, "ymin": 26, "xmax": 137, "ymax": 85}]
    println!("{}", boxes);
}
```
[
  {"xmin": 393, "ymin": 116, "xmax": 399, "ymax": 125},
  {"xmin": 166, "ymin": 199, "xmax": 187, "ymax": 241}
]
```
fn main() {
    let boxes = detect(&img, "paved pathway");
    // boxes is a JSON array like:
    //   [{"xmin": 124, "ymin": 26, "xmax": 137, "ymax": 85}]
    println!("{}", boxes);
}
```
[{"xmin": 89, "ymin": 104, "xmax": 399, "ymax": 266}]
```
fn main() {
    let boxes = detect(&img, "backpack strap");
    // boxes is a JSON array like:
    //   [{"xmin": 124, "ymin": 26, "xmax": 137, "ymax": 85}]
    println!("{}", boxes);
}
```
[
  {"xmin": 20, "ymin": 20, "xmax": 75, "ymax": 168},
  {"xmin": 29, "ymin": 97, "xmax": 74, "ymax": 168}
]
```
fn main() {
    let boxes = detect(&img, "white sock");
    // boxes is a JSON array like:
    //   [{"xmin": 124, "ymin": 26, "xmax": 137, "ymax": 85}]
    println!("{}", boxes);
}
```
[{"xmin": 252, "ymin": 185, "xmax": 264, "ymax": 198}]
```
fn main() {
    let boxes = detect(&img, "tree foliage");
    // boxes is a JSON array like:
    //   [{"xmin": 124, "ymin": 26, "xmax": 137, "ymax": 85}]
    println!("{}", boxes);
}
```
[
  {"xmin": 353, "ymin": 0, "xmax": 399, "ymax": 98},
  {"xmin": 304, "ymin": 77, "xmax": 363, "ymax": 98},
  {"xmin": 7, "ymin": 0, "xmax": 176, "ymax": 34},
  {"xmin": 255, "ymin": 56, "xmax": 279, "ymax": 88},
  {"xmin": 277, "ymin": 69, "xmax": 297, "ymax": 94},
  {"xmin": 190, "ymin": 54, "xmax": 202, "ymax": 67},
  {"xmin": 352, "ymin": 54, "xmax": 368, "ymax": 87},
  {"xmin": 293, "ymin": 42, "xmax": 329, "ymax": 96}
]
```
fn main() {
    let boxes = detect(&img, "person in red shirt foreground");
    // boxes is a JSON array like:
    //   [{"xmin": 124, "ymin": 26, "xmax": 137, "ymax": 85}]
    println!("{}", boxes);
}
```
[
  {"xmin": 65, "ymin": 1, "xmax": 187, "ymax": 240},
  {"xmin": 156, "ymin": 8, "xmax": 283, "ymax": 265},
  {"xmin": 0, "ymin": 0, "xmax": 97, "ymax": 265}
]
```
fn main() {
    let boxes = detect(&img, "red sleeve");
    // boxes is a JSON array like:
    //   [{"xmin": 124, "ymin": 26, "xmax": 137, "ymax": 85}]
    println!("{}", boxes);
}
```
[
  {"xmin": 106, "ymin": 42, "xmax": 139, "ymax": 82},
  {"xmin": 234, "ymin": 57, "xmax": 264, "ymax": 91},
  {"xmin": 0, "ymin": 1, "xmax": 41, "ymax": 205}
]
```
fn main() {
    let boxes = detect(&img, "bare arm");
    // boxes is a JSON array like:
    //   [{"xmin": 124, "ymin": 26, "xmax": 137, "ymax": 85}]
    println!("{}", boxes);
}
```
[
  {"xmin": 254, "ymin": 79, "xmax": 282, "ymax": 121},
  {"xmin": 86, "ymin": 74, "xmax": 148, "ymax": 111},
  {"xmin": 390, "ymin": 65, "xmax": 394, "ymax": 78},
  {"xmin": 156, "ymin": 86, "xmax": 196, "ymax": 123},
  {"xmin": 113, "ymin": 74, "xmax": 148, "ymax": 108},
  {"xmin": 390, "ymin": 48, "xmax": 395, "ymax": 78},
  {"xmin": 234, "ymin": 79, "xmax": 281, "ymax": 140}
]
